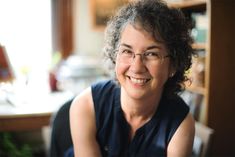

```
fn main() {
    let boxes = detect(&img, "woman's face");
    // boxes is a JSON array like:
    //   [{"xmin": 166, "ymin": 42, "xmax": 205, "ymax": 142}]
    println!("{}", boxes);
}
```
[{"xmin": 115, "ymin": 24, "xmax": 174, "ymax": 100}]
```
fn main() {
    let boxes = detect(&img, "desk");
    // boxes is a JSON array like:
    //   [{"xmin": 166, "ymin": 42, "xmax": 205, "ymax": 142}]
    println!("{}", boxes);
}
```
[{"xmin": 0, "ymin": 91, "xmax": 74, "ymax": 132}]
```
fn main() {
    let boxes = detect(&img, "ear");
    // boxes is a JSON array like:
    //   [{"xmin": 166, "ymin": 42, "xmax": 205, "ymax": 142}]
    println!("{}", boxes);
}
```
[
  {"xmin": 168, "ymin": 65, "xmax": 176, "ymax": 78},
  {"xmin": 169, "ymin": 71, "xmax": 176, "ymax": 78}
]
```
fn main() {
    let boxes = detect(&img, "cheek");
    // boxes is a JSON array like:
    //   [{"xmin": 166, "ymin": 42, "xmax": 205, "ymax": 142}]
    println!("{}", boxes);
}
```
[
  {"xmin": 149, "ymin": 66, "xmax": 170, "ymax": 82},
  {"xmin": 115, "ymin": 62, "xmax": 128, "ymax": 76}
]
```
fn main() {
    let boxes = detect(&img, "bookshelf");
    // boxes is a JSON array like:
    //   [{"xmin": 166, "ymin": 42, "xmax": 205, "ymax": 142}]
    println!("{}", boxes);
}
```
[
  {"xmin": 168, "ymin": 0, "xmax": 206, "ymax": 10},
  {"xmin": 168, "ymin": 0, "xmax": 235, "ymax": 156},
  {"xmin": 192, "ymin": 43, "xmax": 206, "ymax": 50},
  {"xmin": 186, "ymin": 85, "xmax": 205, "ymax": 95}
]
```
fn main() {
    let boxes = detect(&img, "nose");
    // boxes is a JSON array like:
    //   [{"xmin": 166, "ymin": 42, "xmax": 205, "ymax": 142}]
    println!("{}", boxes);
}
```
[
  {"xmin": 130, "ymin": 54, "xmax": 147, "ymax": 73},
  {"xmin": 133, "ymin": 53, "xmax": 143, "ymax": 61}
]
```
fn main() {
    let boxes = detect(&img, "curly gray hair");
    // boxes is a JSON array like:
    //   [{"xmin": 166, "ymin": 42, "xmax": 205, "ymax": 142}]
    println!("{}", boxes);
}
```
[{"xmin": 103, "ymin": 0, "xmax": 194, "ymax": 97}]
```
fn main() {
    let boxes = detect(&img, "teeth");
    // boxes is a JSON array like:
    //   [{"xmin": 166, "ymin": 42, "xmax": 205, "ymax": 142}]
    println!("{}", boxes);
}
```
[{"xmin": 130, "ymin": 77, "xmax": 148, "ymax": 84}]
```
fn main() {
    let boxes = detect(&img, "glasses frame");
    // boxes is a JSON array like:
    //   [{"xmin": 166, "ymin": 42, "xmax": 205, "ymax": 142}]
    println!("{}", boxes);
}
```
[{"xmin": 116, "ymin": 49, "xmax": 171, "ymax": 65}]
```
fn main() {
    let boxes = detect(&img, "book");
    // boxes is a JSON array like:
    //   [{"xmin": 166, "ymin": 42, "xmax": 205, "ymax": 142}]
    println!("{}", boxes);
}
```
[{"xmin": 0, "ymin": 44, "xmax": 14, "ymax": 82}]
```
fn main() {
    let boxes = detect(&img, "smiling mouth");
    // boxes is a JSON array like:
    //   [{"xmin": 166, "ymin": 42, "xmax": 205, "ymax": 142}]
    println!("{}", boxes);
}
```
[{"xmin": 128, "ymin": 76, "xmax": 151, "ymax": 84}]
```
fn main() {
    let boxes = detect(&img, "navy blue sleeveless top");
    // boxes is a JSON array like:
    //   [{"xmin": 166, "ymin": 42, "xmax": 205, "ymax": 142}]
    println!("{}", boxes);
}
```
[{"xmin": 91, "ymin": 80, "xmax": 189, "ymax": 157}]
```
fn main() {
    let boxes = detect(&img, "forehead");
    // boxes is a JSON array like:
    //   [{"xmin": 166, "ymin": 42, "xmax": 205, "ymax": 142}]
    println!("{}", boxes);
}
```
[{"xmin": 119, "ymin": 24, "xmax": 167, "ymax": 50}]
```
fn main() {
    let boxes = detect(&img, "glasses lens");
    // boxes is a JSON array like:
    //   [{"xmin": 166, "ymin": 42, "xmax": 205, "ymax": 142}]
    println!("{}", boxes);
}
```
[
  {"xmin": 143, "ymin": 52, "xmax": 161, "ymax": 61},
  {"xmin": 118, "ymin": 49, "xmax": 133, "ymax": 63},
  {"xmin": 117, "ymin": 49, "xmax": 168, "ymax": 65}
]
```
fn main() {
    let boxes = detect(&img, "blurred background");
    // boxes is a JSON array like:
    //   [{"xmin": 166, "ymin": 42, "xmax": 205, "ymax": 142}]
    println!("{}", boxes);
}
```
[{"xmin": 0, "ymin": 0, "xmax": 234, "ymax": 157}]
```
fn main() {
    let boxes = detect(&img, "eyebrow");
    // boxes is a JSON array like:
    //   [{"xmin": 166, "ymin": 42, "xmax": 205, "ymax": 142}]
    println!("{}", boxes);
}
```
[
  {"xmin": 146, "ymin": 45, "xmax": 162, "ymax": 50},
  {"xmin": 119, "ymin": 43, "xmax": 132, "ymax": 49},
  {"xmin": 119, "ymin": 43, "xmax": 163, "ymax": 50}
]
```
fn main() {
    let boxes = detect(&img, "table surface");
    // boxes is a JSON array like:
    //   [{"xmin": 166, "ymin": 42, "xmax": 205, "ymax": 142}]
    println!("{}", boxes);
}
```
[{"xmin": 0, "ymin": 91, "xmax": 74, "ymax": 131}]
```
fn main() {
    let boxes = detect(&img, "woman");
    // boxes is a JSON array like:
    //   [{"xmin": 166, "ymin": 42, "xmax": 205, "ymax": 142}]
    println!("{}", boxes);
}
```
[{"xmin": 70, "ymin": 0, "xmax": 195, "ymax": 156}]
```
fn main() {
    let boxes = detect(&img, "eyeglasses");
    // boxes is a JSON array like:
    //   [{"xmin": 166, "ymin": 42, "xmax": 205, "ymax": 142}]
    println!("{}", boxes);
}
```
[{"xmin": 116, "ymin": 48, "xmax": 170, "ymax": 65}]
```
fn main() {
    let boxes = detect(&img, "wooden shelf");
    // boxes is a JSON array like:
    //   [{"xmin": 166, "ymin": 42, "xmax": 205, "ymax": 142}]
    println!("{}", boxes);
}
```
[
  {"xmin": 192, "ymin": 43, "xmax": 206, "ymax": 50},
  {"xmin": 186, "ymin": 85, "xmax": 205, "ymax": 95},
  {"xmin": 168, "ymin": 0, "xmax": 206, "ymax": 10},
  {"xmin": 168, "ymin": 0, "xmax": 235, "ymax": 155}
]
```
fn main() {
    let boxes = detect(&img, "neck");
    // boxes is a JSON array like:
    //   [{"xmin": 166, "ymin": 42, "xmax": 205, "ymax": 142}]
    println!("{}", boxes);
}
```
[
  {"xmin": 120, "ymin": 89, "xmax": 162, "ymax": 121},
  {"xmin": 120, "ymin": 89, "xmax": 162, "ymax": 140}
]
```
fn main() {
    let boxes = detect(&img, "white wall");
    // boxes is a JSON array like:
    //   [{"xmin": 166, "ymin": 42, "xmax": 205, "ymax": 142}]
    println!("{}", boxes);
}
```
[
  {"xmin": 74, "ymin": 0, "xmax": 105, "ymax": 56},
  {"xmin": 0, "ymin": 0, "xmax": 52, "ymax": 93}
]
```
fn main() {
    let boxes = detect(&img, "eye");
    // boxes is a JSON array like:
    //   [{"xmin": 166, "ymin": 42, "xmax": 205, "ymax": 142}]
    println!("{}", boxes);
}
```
[
  {"xmin": 121, "ymin": 49, "xmax": 133, "ymax": 55},
  {"xmin": 144, "ymin": 52, "xmax": 161, "ymax": 59}
]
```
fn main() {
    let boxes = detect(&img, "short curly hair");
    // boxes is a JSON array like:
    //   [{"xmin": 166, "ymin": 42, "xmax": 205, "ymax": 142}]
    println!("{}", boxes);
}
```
[{"xmin": 103, "ymin": 0, "xmax": 194, "ymax": 97}]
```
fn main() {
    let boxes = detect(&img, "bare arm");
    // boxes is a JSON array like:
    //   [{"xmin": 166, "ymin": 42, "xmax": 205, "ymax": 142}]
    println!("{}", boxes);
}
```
[
  {"xmin": 167, "ymin": 113, "xmax": 195, "ymax": 157},
  {"xmin": 70, "ymin": 87, "xmax": 102, "ymax": 157}
]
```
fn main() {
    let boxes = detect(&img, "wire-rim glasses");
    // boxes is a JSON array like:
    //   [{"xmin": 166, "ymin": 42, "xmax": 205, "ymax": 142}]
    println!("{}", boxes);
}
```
[{"xmin": 116, "ymin": 48, "xmax": 170, "ymax": 65}]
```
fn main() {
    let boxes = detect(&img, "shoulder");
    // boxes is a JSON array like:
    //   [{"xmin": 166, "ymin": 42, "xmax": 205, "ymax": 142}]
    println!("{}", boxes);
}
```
[
  {"xmin": 70, "ymin": 87, "xmax": 93, "ymax": 121},
  {"xmin": 166, "ymin": 95, "xmax": 190, "ymax": 119},
  {"xmin": 70, "ymin": 79, "xmax": 114, "ymax": 111},
  {"xmin": 165, "ymin": 93, "xmax": 194, "ymax": 157},
  {"xmin": 159, "ymin": 95, "xmax": 190, "ymax": 143},
  {"xmin": 168, "ymin": 95, "xmax": 189, "ymax": 110},
  {"xmin": 91, "ymin": 79, "xmax": 119, "ymax": 96},
  {"xmin": 70, "ymin": 79, "xmax": 119, "ymax": 121},
  {"xmin": 91, "ymin": 79, "xmax": 120, "ymax": 107},
  {"xmin": 69, "ymin": 86, "xmax": 103, "ymax": 156},
  {"xmin": 161, "ymin": 95, "xmax": 190, "ymax": 122},
  {"xmin": 167, "ymin": 113, "xmax": 195, "ymax": 157}
]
